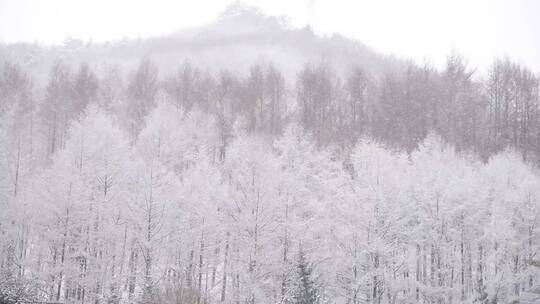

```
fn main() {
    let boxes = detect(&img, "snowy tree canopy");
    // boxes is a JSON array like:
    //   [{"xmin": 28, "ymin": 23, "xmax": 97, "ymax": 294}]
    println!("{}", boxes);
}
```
[{"xmin": 1, "ymin": 5, "xmax": 540, "ymax": 304}]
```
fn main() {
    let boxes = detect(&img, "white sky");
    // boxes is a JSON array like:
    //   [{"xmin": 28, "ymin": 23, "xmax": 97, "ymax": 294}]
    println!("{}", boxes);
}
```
[{"xmin": 1, "ymin": 0, "xmax": 539, "ymax": 71}]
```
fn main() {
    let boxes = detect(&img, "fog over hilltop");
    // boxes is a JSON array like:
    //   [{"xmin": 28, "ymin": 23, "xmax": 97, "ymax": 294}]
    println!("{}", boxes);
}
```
[{"xmin": 0, "ymin": 3, "xmax": 404, "ymax": 83}]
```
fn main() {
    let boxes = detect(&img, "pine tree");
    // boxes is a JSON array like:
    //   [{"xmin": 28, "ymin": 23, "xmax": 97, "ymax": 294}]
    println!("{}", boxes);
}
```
[{"xmin": 291, "ymin": 249, "xmax": 319, "ymax": 304}]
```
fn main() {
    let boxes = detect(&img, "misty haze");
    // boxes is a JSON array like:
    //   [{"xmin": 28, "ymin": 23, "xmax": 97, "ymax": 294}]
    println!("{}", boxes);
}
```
[{"xmin": 1, "ymin": 1, "xmax": 540, "ymax": 304}]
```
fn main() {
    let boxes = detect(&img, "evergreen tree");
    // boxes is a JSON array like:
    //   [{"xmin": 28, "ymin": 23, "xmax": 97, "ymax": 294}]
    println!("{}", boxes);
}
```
[{"xmin": 291, "ymin": 249, "xmax": 319, "ymax": 304}]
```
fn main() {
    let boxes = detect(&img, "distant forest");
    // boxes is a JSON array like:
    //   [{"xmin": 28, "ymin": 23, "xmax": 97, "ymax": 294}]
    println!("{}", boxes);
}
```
[{"xmin": 2, "ymin": 51, "xmax": 539, "ymax": 161}]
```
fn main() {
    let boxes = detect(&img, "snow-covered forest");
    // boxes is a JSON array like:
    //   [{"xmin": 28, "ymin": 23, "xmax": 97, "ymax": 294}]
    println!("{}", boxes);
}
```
[{"xmin": 1, "ymin": 5, "xmax": 540, "ymax": 304}]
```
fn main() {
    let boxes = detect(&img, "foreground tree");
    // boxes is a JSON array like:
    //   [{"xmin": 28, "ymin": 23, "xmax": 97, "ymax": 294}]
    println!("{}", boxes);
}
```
[{"xmin": 290, "ymin": 249, "xmax": 319, "ymax": 304}]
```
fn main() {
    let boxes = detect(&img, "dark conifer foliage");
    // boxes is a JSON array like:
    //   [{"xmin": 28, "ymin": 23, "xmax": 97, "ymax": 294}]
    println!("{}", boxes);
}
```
[{"xmin": 291, "ymin": 250, "xmax": 319, "ymax": 304}]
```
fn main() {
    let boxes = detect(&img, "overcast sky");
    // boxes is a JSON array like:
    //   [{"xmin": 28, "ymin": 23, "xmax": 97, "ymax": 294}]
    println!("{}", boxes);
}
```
[{"xmin": 1, "ymin": 0, "xmax": 539, "ymax": 71}]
